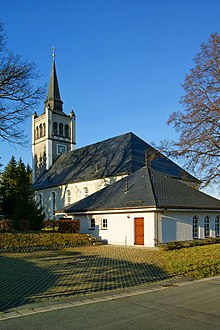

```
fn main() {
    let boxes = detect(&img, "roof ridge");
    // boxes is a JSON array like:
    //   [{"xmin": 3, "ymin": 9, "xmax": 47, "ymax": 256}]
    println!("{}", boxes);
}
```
[{"xmin": 146, "ymin": 167, "xmax": 158, "ymax": 206}]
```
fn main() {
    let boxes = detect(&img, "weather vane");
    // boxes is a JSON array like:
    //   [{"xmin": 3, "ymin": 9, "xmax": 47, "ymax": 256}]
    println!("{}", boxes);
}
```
[{"xmin": 52, "ymin": 46, "xmax": 56, "ymax": 61}]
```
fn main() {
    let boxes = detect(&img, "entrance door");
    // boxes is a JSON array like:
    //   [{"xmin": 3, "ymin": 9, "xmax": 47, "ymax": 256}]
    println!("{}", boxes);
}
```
[{"xmin": 134, "ymin": 217, "xmax": 144, "ymax": 245}]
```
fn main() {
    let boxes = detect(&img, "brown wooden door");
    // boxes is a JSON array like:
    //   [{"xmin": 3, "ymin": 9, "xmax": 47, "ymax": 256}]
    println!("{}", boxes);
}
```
[{"xmin": 134, "ymin": 217, "xmax": 144, "ymax": 245}]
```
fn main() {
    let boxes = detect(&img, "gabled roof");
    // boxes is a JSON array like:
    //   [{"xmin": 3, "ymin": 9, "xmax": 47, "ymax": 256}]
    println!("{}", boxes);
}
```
[
  {"xmin": 60, "ymin": 167, "xmax": 220, "ymax": 213},
  {"xmin": 33, "ymin": 132, "xmax": 199, "ymax": 190}
]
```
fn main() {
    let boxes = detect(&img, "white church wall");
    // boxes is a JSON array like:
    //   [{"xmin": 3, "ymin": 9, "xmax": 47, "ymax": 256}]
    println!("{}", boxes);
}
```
[{"xmin": 37, "ymin": 174, "xmax": 127, "ymax": 219}]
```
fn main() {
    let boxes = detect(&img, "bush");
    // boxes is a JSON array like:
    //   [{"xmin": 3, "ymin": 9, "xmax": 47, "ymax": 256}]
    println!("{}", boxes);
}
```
[
  {"xmin": 0, "ymin": 232, "xmax": 92, "ymax": 251},
  {"xmin": 43, "ymin": 219, "xmax": 80, "ymax": 233},
  {"xmin": 0, "ymin": 219, "xmax": 13, "ymax": 232},
  {"xmin": 161, "ymin": 237, "xmax": 220, "ymax": 251}
]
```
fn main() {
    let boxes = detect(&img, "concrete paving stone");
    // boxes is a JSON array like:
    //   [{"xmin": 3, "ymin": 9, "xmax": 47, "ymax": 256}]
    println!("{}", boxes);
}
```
[
  {"xmin": 17, "ymin": 309, "xmax": 37, "ymax": 315},
  {"xmin": 0, "ymin": 245, "xmax": 183, "ymax": 314},
  {"xmin": 2, "ymin": 311, "xmax": 20, "ymax": 319}
]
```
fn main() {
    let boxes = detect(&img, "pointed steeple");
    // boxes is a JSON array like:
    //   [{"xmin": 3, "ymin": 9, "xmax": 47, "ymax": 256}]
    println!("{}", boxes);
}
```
[{"xmin": 44, "ymin": 47, "xmax": 63, "ymax": 112}]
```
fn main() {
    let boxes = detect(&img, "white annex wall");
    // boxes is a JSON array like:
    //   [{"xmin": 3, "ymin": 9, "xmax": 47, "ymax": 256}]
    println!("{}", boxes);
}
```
[
  {"xmin": 74, "ymin": 212, "xmax": 155, "ymax": 247},
  {"xmin": 158, "ymin": 211, "xmax": 220, "ymax": 243}
]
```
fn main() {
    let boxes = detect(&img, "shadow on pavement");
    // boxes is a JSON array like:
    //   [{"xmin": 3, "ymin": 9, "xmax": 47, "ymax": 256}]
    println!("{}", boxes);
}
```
[{"xmin": 0, "ymin": 247, "xmax": 174, "ymax": 311}]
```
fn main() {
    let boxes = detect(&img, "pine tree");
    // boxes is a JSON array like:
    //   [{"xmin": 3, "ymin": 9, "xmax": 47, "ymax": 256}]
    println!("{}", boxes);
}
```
[{"xmin": 0, "ymin": 157, "xmax": 44, "ymax": 230}]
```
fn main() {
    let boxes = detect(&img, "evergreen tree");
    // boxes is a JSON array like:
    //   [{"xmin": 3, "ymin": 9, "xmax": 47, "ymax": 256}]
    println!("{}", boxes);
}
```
[{"xmin": 0, "ymin": 157, "xmax": 44, "ymax": 230}]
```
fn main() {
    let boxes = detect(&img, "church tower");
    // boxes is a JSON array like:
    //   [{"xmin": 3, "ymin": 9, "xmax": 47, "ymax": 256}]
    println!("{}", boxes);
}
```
[{"xmin": 32, "ymin": 50, "xmax": 76, "ymax": 183}]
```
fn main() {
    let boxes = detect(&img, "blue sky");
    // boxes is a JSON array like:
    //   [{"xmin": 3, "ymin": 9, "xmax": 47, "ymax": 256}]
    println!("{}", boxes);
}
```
[{"xmin": 1, "ymin": 0, "xmax": 220, "ymax": 195}]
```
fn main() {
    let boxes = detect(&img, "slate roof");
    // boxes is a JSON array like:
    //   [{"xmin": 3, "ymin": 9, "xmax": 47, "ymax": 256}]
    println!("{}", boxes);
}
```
[
  {"xmin": 60, "ymin": 167, "xmax": 220, "ymax": 213},
  {"xmin": 33, "ymin": 132, "xmax": 199, "ymax": 190}
]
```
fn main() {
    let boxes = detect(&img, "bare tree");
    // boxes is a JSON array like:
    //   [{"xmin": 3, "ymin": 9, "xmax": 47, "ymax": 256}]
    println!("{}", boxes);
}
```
[
  {"xmin": 161, "ymin": 33, "xmax": 220, "ymax": 188},
  {"xmin": 0, "ymin": 21, "xmax": 45, "ymax": 144}
]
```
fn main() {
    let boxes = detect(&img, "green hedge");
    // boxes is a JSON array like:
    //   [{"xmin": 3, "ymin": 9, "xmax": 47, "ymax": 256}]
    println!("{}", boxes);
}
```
[
  {"xmin": 161, "ymin": 237, "xmax": 220, "ymax": 251},
  {"xmin": 43, "ymin": 219, "xmax": 80, "ymax": 233},
  {"xmin": 0, "ymin": 232, "xmax": 93, "ymax": 251}
]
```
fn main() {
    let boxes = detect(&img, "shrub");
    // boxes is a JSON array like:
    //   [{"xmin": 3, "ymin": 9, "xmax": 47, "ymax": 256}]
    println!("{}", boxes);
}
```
[
  {"xmin": 0, "ymin": 219, "xmax": 13, "ymax": 232},
  {"xmin": 43, "ymin": 219, "xmax": 80, "ymax": 233},
  {"xmin": 0, "ymin": 232, "xmax": 92, "ymax": 251},
  {"xmin": 59, "ymin": 220, "xmax": 80, "ymax": 233},
  {"xmin": 161, "ymin": 237, "xmax": 220, "ymax": 251}
]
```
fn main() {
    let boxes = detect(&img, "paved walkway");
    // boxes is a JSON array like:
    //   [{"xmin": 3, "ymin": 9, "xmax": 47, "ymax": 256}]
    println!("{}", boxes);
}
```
[{"xmin": 0, "ymin": 245, "xmax": 183, "ymax": 313}]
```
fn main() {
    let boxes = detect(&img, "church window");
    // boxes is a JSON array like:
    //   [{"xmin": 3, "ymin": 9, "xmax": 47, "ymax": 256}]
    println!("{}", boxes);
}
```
[
  {"xmin": 215, "ymin": 216, "xmax": 220, "ymax": 237},
  {"xmin": 67, "ymin": 189, "xmax": 71, "ymax": 205},
  {"xmin": 39, "ymin": 124, "xmax": 43, "ymax": 138},
  {"xmin": 84, "ymin": 187, "xmax": 89, "ymax": 197},
  {"xmin": 36, "ymin": 126, "xmax": 39, "ymax": 139},
  {"xmin": 204, "ymin": 216, "xmax": 210, "ymax": 237},
  {"xmin": 53, "ymin": 122, "xmax": 58, "ymax": 135},
  {"xmin": 65, "ymin": 124, "xmax": 69, "ymax": 138},
  {"xmin": 43, "ymin": 123, "xmax": 46, "ymax": 136},
  {"xmin": 192, "ymin": 215, "xmax": 199, "ymax": 239},
  {"xmin": 59, "ymin": 123, "xmax": 63, "ymax": 136},
  {"xmin": 38, "ymin": 193, "xmax": 43, "ymax": 209},
  {"xmin": 51, "ymin": 192, "xmax": 56, "ymax": 219}
]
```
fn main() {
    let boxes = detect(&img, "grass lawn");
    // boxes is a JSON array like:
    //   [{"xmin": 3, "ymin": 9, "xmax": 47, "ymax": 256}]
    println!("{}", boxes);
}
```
[{"xmin": 162, "ymin": 244, "xmax": 220, "ymax": 279}]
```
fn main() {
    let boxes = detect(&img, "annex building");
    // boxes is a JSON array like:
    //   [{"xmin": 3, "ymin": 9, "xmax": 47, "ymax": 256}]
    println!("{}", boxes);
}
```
[{"xmin": 32, "ymin": 55, "xmax": 220, "ymax": 247}]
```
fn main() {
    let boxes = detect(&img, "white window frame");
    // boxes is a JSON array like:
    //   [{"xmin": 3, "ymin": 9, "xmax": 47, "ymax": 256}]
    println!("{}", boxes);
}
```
[
  {"xmin": 90, "ymin": 218, "xmax": 95, "ymax": 229},
  {"xmin": 66, "ymin": 189, "xmax": 71, "ymax": 206},
  {"xmin": 102, "ymin": 218, "xmax": 108, "ymax": 230},
  {"xmin": 192, "ymin": 215, "xmax": 199, "ymax": 239},
  {"xmin": 38, "ymin": 193, "xmax": 43, "ymax": 209},
  {"xmin": 204, "ymin": 216, "xmax": 210, "ymax": 238},
  {"xmin": 215, "ymin": 216, "xmax": 220, "ymax": 237},
  {"xmin": 51, "ymin": 192, "xmax": 56, "ymax": 219},
  {"xmin": 57, "ymin": 144, "xmax": 67, "ymax": 155},
  {"xmin": 84, "ymin": 187, "xmax": 89, "ymax": 197}
]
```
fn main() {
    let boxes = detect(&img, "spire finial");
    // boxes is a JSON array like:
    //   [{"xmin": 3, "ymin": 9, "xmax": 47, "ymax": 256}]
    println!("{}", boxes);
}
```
[{"xmin": 52, "ymin": 46, "xmax": 56, "ymax": 62}]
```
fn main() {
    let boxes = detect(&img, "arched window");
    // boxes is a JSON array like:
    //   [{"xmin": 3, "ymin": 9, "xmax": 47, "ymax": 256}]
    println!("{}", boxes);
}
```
[
  {"xmin": 38, "ymin": 193, "xmax": 43, "ymax": 209},
  {"xmin": 67, "ymin": 189, "xmax": 71, "ymax": 205},
  {"xmin": 84, "ymin": 187, "xmax": 89, "ymax": 197},
  {"xmin": 204, "ymin": 216, "xmax": 210, "ymax": 238},
  {"xmin": 36, "ymin": 126, "xmax": 39, "ymax": 139},
  {"xmin": 215, "ymin": 216, "xmax": 220, "ymax": 237},
  {"xmin": 53, "ymin": 122, "xmax": 58, "ymax": 135},
  {"xmin": 43, "ymin": 123, "xmax": 46, "ymax": 136},
  {"xmin": 192, "ymin": 215, "xmax": 199, "ymax": 239},
  {"xmin": 39, "ymin": 124, "xmax": 43, "ymax": 138},
  {"xmin": 51, "ymin": 192, "xmax": 56, "ymax": 219},
  {"xmin": 65, "ymin": 124, "xmax": 69, "ymax": 138},
  {"xmin": 59, "ymin": 123, "xmax": 63, "ymax": 137}
]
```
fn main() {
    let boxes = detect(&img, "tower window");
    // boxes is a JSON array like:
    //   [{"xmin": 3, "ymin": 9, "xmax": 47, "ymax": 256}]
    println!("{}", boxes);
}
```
[
  {"xmin": 36, "ymin": 126, "xmax": 39, "ymax": 139},
  {"xmin": 59, "ymin": 123, "xmax": 63, "ymax": 137},
  {"xmin": 65, "ymin": 124, "xmax": 69, "ymax": 138},
  {"xmin": 43, "ymin": 123, "xmax": 46, "ymax": 136},
  {"xmin": 53, "ymin": 122, "xmax": 58, "ymax": 135},
  {"xmin": 39, "ymin": 124, "xmax": 43, "ymax": 138}
]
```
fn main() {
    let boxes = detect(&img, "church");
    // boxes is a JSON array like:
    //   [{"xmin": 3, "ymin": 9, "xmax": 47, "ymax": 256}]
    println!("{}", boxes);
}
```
[{"xmin": 32, "ymin": 55, "xmax": 220, "ymax": 247}]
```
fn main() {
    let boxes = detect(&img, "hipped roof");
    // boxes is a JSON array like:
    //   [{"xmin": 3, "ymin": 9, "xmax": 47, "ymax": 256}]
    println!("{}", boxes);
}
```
[
  {"xmin": 33, "ymin": 132, "xmax": 198, "ymax": 190},
  {"xmin": 60, "ymin": 167, "xmax": 220, "ymax": 213}
]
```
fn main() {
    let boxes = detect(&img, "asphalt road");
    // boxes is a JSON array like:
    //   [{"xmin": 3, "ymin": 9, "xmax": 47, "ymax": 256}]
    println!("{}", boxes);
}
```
[{"xmin": 1, "ymin": 276, "xmax": 220, "ymax": 330}]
